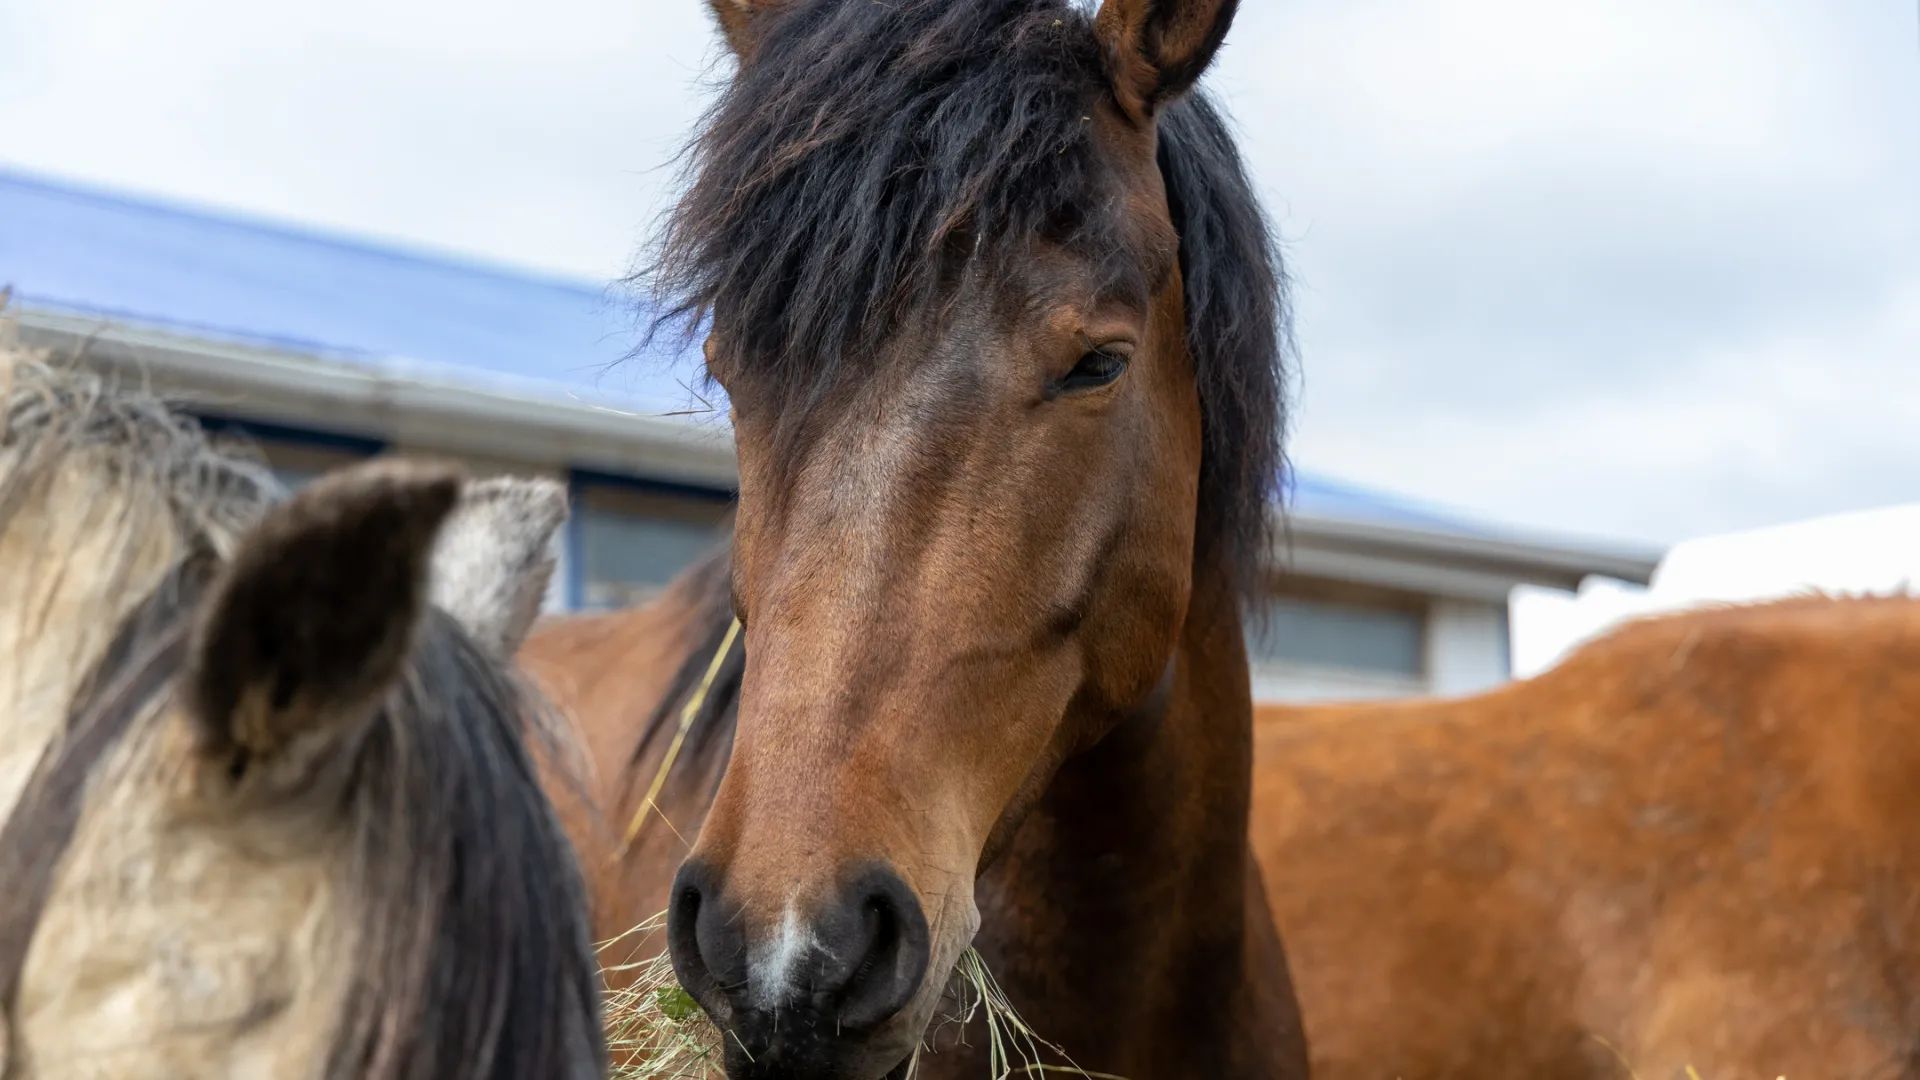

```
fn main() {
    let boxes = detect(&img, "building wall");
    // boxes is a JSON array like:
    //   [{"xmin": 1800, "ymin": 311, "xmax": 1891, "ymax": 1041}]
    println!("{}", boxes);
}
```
[{"xmin": 1425, "ymin": 597, "xmax": 1512, "ymax": 697}]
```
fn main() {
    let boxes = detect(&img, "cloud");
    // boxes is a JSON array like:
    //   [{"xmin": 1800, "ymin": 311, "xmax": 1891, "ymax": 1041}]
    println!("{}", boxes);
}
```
[
  {"xmin": 0, "ymin": 0, "xmax": 721, "ymax": 279},
  {"xmin": 2, "ymin": 0, "xmax": 1914, "ymax": 549},
  {"xmin": 1210, "ymin": 0, "xmax": 1920, "ymax": 545}
]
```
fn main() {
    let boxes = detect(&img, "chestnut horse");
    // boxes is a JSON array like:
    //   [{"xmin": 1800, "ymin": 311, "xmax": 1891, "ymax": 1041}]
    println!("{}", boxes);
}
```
[
  {"xmin": 1252, "ymin": 594, "xmax": 1920, "ymax": 1080},
  {"xmin": 0, "ymin": 344, "xmax": 606, "ymax": 1079},
  {"xmin": 523, "ymin": 0, "xmax": 1309, "ymax": 1076}
]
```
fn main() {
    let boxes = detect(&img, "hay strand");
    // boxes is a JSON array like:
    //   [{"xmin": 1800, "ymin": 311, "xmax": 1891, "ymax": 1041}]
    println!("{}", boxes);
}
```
[
  {"xmin": 601, "ymin": 915, "xmax": 723, "ymax": 1079},
  {"xmin": 602, "ymin": 923, "xmax": 1116, "ymax": 1080},
  {"xmin": 617, "ymin": 617, "xmax": 741, "ymax": 855}
]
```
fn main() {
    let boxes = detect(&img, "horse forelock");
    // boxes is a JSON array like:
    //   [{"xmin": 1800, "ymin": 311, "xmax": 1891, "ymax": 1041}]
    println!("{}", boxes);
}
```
[{"xmin": 643, "ymin": 0, "xmax": 1290, "ymax": 607}]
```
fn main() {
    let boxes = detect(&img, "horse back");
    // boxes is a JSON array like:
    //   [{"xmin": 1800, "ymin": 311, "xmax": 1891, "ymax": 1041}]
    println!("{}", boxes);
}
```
[{"xmin": 1249, "ymin": 595, "xmax": 1920, "ymax": 1079}]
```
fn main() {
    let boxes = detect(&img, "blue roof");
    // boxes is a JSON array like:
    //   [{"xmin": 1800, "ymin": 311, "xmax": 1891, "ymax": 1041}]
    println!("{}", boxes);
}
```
[
  {"xmin": 1283, "ymin": 473, "xmax": 1483, "ymax": 533},
  {"xmin": 0, "ymin": 166, "xmax": 702, "ymax": 412},
  {"xmin": 0, "ymin": 164, "xmax": 1491, "ymax": 535}
]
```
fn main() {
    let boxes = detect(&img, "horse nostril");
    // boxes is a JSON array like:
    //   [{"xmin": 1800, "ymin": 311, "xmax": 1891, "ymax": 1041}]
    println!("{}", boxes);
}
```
[
  {"xmin": 666, "ymin": 860, "xmax": 739, "ymax": 1023},
  {"xmin": 670, "ymin": 860, "xmax": 933, "ymax": 1061},
  {"xmin": 832, "ymin": 867, "xmax": 931, "ymax": 1033}
]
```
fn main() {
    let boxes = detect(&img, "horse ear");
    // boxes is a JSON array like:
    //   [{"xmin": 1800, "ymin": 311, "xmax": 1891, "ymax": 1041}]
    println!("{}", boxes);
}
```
[
  {"xmin": 708, "ymin": 0, "xmax": 785, "ymax": 61},
  {"xmin": 1093, "ymin": 0, "xmax": 1239, "ymax": 120},
  {"xmin": 183, "ymin": 460, "xmax": 460, "ymax": 771},
  {"xmin": 428, "ymin": 475, "xmax": 569, "ymax": 657}
]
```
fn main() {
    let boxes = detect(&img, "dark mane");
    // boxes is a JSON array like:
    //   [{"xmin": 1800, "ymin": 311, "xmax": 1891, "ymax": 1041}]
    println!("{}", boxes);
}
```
[
  {"xmin": 331, "ymin": 608, "xmax": 606, "ymax": 1080},
  {"xmin": 643, "ymin": 0, "xmax": 1289, "ymax": 602},
  {"xmin": 625, "ymin": 547, "xmax": 744, "ymax": 810},
  {"xmin": 1155, "ymin": 91, "xmax": 1292, "ymax": 600}
]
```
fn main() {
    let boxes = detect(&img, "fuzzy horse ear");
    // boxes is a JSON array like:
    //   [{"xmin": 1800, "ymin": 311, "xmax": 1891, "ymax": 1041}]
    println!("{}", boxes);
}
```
[
  {"xmin": 1093, "ymin": 0, "xmax": 1239, "ymax": 121},
  {"xmin": 428, "ymin": 475, "xmax": 569, "ymax": 657},
  {"xmin": 183, "ymin": 460, "xmax": 461, "ymax": 769},
  {"xmin": 708, "ymin": 0, "xmax": 787, "ymax": 61}
]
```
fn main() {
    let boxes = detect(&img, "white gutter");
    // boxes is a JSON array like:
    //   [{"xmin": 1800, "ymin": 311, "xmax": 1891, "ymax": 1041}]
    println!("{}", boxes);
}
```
[
  {"xmin": 18, "ymin": 306, "xmax": 1663, "ymax": 598},
  {"xmin": 19, "ymin": 308, "xmax": 739, "ymax": 490},
  {"xmin": 1279, "ymin": 511, "xmax": 1663, "ymax": 600}
]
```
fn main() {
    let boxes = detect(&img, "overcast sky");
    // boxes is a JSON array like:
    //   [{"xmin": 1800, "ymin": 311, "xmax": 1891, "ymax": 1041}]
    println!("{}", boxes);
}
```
[{"xmin": 2, "ymin": 0, "xmax": 1915, "ymax": 549}]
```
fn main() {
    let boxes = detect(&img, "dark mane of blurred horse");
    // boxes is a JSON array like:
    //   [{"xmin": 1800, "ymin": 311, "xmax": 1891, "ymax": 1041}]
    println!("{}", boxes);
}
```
[
  {"xmin": 528, "ymin": 0, "xmax": 1306, "ymax": 1077},
  {"xmin": 1252, "ymin": 593, "xmax": 1920, "ymax": 1080},
  {"xmin": 0, "ymin": 342, "xmax": 606, "ymax": 1080}
]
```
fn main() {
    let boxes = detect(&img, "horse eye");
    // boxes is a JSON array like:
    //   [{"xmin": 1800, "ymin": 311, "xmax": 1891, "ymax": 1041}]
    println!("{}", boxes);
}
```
[{"xmin": 1055, "ymin": 349, "xmax": 1130, "ymax": 394}]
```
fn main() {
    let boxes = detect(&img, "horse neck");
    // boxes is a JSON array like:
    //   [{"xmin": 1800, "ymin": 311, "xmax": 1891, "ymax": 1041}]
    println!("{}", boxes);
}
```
[{"xmin": 962, "ymin": 563, "xmax": 1308, "ymax": 1080}]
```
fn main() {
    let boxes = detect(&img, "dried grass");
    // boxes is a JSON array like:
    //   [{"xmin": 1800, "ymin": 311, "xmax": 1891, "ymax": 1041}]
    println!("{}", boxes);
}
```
[
  {"xmin": 601, "ymin": 919, "xmax": 1116, "ymax": 1080},
  {"xmin": 601, "ymin": 916, "xmax": 723, "ymax": 1080}
]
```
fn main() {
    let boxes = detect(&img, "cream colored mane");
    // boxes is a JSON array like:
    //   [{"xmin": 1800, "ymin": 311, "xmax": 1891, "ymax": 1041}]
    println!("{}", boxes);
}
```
[
  {"xmin": 0, "ymin": 317, "xmax": 601, "ymax": 1080},
  {"xmin": 0, "ymin": 323, "xmax": 275, "ymax": 826}
]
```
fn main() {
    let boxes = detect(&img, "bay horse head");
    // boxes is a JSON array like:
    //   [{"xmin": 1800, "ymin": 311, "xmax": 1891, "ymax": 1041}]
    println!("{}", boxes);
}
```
[
  {"xmin": 650, "ymin": 0, "xmax": 1287, "ymax": 1076},
  {"xmin": 0, "ymin": 349, "xmax": 605, "ymax": 1079}
]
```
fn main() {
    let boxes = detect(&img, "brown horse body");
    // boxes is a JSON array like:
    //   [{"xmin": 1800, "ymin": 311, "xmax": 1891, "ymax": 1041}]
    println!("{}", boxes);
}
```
[
  {"xmin": 1253, "ymin": 594, "xmax": 1920, "ymax": 1080},
  {"xmin": 527, "ymin": 556, "xmax": 735, "ymax": 939}
]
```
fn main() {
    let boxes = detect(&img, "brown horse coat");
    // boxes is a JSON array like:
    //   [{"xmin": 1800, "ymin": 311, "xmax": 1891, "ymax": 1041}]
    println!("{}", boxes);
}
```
[
  {"xmin": 525, "ymin": 543, "xmax": 1311, "ymax": 1080},
  {"xmin": 1253, "ymin": 594, "xmax": 1920, "ymax": 1080},
  {"xmin": 524, "ymin": 556, "xmax": 736, "ymax": 958}
]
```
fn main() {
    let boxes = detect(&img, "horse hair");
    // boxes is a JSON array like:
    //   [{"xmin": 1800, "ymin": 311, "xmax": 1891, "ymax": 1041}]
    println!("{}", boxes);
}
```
[
  {"xmin": 0, "ymin": 347, "xmax": 607, "ymax": 1080},
  {"xmin": 640, "ymin": 0, "xmax": 1290, "ymax": 605},
  {"xmin": 624, "ymin": 547, "xmax": 744, "ymax": 808}
]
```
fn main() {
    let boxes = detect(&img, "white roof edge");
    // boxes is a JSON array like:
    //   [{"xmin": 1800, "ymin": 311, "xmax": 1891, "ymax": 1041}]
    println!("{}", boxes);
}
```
[
  {"xmin": 17, "ymin": 307, "xmax": 740, "ymax": 490},
  {"xmin": 1281, "ymin": 510, "xmax": 1664, "ymax": 592},
  {"xmin": 14, "ymin": 307, "xmax": 1665, "ymax": 592}
]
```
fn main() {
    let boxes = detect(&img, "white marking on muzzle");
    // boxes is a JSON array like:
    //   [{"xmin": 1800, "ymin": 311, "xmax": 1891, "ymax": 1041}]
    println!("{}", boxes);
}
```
[{"xmin": 748, "ymin": 904, "xmax": 825, "ymax": 1009}]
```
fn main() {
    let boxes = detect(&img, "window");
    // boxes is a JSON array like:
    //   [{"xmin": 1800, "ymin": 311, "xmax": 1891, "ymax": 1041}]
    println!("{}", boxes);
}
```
[
  {"xmin": 1246, "ymin": 589, "xmax": 1426, "ymax": 678},
  {"xmin": 573, "ymin": 476, "xmax": 732, "ymax": 609}
]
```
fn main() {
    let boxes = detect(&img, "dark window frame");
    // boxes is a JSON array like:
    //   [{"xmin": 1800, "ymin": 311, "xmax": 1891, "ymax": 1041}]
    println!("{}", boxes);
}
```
[
  {"xmin": 565, "ymin": 468, "xmax": 735, "ymax": 610},
  {"xmin": 190, "ymin": 413, "xmax": 384, "ymax": 490}
]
